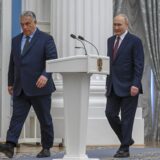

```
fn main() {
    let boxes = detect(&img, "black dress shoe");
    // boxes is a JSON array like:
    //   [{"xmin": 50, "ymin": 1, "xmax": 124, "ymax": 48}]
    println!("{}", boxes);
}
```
[
  {"xmin": 129, "ymin": 139, "xmax": 134, "ymax": 146},
  {"xmin": 36, "ymin": 148, "xmax": 50, "ymax": 158},
  {"xmin": 114, "ymin": 150, "xmax": 130, "ymax": 158},
  {"xmin": 119, "ymin": 139, "xmax": 134, "ymax": 151},
  {"xmin": 0, "ymin": 143, "xmax": 14, "ymax": 158}
]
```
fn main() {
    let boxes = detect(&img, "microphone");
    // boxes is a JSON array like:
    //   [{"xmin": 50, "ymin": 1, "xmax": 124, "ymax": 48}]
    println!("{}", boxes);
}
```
[
  {"xmin": 70, "ymin": 34, "xmax": 87, "ymax": 55},
  {"xmin": 78, "ymin": 35, "xmax": 99, "ymax": 55}
]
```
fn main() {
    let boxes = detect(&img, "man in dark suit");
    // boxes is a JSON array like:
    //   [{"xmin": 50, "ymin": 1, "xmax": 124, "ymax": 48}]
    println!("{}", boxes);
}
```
[
  {"xmin": 0, "ymin": 11, "xmax": 57, "ymax": 158},
  {"xmin": 105, "ymin": 14, "xmax": 144, "ymax": 158}
]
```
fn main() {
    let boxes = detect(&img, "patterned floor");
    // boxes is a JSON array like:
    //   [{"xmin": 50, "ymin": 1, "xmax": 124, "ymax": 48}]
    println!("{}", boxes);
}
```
[{"xmin": 0, "ymin": 145, "xmax": 160, "ymax": 160}]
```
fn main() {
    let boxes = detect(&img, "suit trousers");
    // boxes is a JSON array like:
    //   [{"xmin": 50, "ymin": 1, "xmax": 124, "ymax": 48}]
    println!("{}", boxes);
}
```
[
  {"xmin": 6, "ymin": 91, "xmax": 54, "ymax": 149},
  {"xmin": 105, "ymin": 88, "xmax": 138, "ymax": 149}
]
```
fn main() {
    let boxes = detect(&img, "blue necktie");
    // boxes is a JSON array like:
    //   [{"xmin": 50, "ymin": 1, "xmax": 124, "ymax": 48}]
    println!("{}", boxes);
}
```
[{"xmin": 22, "ymin": 36, "xmax": 30, "ymax": 55}]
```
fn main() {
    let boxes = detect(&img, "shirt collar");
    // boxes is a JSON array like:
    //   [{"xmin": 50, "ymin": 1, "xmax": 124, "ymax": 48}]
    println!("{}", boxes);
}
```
[{"xmin": 118, "ymin": 30, "xmax": 128, "ymax": 40}]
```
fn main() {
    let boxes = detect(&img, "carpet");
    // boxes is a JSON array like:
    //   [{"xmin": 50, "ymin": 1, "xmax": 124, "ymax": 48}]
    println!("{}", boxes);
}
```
[{"xmin": 1, "ymin": 147, "xmax": 160, "ymax": 160}]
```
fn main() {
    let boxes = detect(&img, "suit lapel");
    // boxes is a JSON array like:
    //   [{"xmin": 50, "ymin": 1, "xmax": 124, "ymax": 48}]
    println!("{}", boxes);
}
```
[
  {"xmin": 16, "ymin": 34, "xmax": 23, "ymax": 57},
  {"xmin": 109, "ymin": 36, "xmax": 116, "ymax": 61}
]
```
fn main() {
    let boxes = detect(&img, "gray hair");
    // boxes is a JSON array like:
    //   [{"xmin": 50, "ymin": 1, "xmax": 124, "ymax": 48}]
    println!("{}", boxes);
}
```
[
  {"xmin": 115, "ymin": 13, "xmax": 129, "ymax": 24},
  {"xmin": 21, "ymin": 11, "xmax": 37, "ymax": 22}
]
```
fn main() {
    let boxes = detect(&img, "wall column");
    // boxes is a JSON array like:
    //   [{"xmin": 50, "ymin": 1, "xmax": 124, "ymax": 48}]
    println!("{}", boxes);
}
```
[
  {"xmin": 0, "ymin": 0, "xmax": 12, "ymax": 140},
  {"xmin": 50, "ymin": 0, "xmax": 113, "ymax": 58}
]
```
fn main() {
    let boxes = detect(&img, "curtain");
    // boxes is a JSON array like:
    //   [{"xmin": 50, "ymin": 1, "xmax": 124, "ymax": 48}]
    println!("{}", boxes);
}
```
[
  {"xmin": 113, "ymin": 0, "xmax": 158, "ymax": 142},
  {"xmin": 140, "ymin": 0, "xmax": 160, "ymax": 142}
]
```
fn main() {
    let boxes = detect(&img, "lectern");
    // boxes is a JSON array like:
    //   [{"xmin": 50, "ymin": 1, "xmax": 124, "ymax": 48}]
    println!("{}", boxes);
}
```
[{"xmin": 46, "ymin": 55, "xmax": 110, "ymax": 160}]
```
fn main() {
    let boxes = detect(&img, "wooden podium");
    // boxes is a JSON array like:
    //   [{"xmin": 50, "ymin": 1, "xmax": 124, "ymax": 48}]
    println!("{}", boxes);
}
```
[{"xmin": 46, "ymin": 55, "xmax": 110, "ymax": 160}]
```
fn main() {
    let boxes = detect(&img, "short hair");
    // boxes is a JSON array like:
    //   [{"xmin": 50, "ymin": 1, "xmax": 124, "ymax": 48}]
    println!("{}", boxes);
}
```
[
  {"xmin": 115, "ymin": 13, "xmax": 129, "ymax": 24},
  {"xmin": 21, "ymin": 11, "xmax": 37, "ymax": 22}
]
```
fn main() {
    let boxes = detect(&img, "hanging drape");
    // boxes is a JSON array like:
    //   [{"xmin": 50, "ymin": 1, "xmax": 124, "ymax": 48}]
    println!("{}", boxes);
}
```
[
  {"xmin": 140, "ymin": 0, "xmax": 160, "ymax": 142},
  {"xmin": 113, "ymin": 0, "xmax": 160, "ymax": 142}
]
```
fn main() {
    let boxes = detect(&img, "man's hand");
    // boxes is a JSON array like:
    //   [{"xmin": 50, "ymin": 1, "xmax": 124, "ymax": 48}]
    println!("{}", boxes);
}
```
[
  {"xmin": 130, "ymin": 86, "xmax": 139, "ymax": 96},
  {"xmin": 36, "ymin": 75, "xmax": 48, "ymax": 88},
  {"xmin": 8, "ymin": 86, "xmax": 13, "ymax": 95}
]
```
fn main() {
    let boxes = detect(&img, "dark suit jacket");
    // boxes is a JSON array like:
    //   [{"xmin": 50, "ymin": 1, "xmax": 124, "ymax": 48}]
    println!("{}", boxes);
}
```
[
  {"xmin": 106, "ymin": 32, "xmax": 144, "ymax": 97},
  {"xmin": 8, "ymin": 29, "xmax": 57, "ymax": 96}
]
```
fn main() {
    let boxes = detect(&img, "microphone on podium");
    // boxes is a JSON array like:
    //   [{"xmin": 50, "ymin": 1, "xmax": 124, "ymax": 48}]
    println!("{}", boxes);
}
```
[
  {"xmin": 78, "ymin": 35, "xmax": 103, "ymax": 72},
  {"xmin": 78, "ymin": 35, "xmax": 100, "ymax": 56},
  {"xmin": 70, "ymin": 34, "xmax": 87, "ymax": 55}
]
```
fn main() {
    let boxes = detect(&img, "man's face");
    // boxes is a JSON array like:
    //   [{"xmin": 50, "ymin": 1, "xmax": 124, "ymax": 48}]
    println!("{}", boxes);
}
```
[
  {"xmin": 20, "ymin": 16, "xmax": 36, "ymax": 36},
  {"xmin": 113, "ymin": 16, "xmax": 128, "ymax": 36}
]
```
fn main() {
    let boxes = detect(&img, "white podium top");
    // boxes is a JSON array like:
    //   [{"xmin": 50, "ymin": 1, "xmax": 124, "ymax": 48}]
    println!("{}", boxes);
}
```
[{"xmin": 46, "ymin": 55, "xmax": 110, "ymax": 75}]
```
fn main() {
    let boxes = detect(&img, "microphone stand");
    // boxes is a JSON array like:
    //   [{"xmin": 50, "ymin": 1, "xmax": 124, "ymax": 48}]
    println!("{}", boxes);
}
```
[
  {"xmin": 70, "ymin": 34, "xmax": 87, "ymax": 55},
  {"xmin": 78, "ymin": 35, "xmax": 100, "ymax": 56}
]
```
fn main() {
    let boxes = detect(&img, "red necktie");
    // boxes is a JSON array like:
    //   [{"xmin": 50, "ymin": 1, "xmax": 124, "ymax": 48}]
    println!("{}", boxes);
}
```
[{"xmin": 113, "ymin": 36, "xmax": 120, "ymax": 60}]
